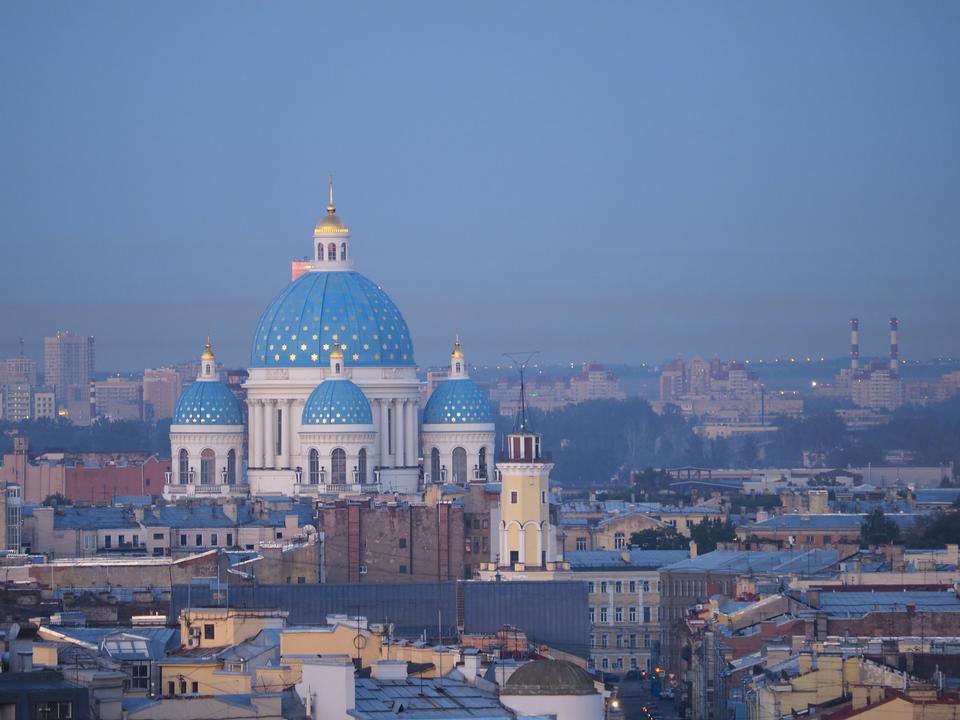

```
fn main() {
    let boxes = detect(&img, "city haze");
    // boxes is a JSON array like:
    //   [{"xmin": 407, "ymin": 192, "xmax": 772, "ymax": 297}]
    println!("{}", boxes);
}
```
[{"xmin": 2, "ymin": 2, "xmax": 959, "ymax": 369}]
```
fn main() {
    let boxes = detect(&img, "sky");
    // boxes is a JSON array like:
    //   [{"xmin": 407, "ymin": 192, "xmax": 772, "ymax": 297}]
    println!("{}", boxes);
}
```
[{"xmin": 1, "ymin": 1, "xmax": 959, "ymax": 371}]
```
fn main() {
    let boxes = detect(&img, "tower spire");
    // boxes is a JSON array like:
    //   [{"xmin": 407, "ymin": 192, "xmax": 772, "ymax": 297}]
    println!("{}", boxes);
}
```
[{"xmin": 327, "ymin": 175, "xmax": 336, "ymax": 215}]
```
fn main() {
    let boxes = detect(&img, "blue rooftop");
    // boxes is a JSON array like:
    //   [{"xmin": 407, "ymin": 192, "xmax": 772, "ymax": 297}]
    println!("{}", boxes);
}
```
[
  {"xmin": 567, "ymin": 549, "xmax": 689, "ymax": 570},
  {"xmin": 422, "ymin": 377, "xmax": 494, "ymax": 425},
  {"xmin": 52, "ymin": 507, "xmax": 139, "ymax": 531},
  {"xmin": 748, "ymin": 513, "xmax": 924, "ymax": 531},
  {"xmin": 661, "ymin": 549, "xmax": 840, "ymax": 575},
  {"xmin": 173, "ymin": 379, "xmax": 243, "ymax": 426},
  {"xmin": 301, "ymin": 378, "xmax": 372, "ymax": 426},
  {"xmin": 251, "ymin": 270, "xmax": 414, "ymax": 368},
  {"xmin": 816, "ymin": 590, "xmax": 960, "ymax": 616}
]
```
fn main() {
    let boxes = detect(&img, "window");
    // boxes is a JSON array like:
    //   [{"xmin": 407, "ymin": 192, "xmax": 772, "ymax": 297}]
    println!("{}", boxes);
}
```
[
  {"xmin": 631, "ymin": 656, "xmax": 638, "ymax": 669},
  {"xmin": 643, "ymin": 580, "xmax": 650, "ymax": 592},
  {"xmin": 590, "ymin": 635, "xmax": 596, "ymax": 648},
  {"xmin": 601, "ymin": 635, "xmax": 608, "ymax": 649},
  {"xmin": 629, "ymin": 580, "xmax": 636, "ymax": 593},
  {"xmin": 276, "ymin": 408, "xmax": 283, "ymax": 456},
  {"xmin": 601, "ymin": 657, "xmax": 608, "ymax": 669},
  {"xmin": 119, "ymin": 534, "xmax": 126, "ymax": 545},
  {"xmin": 180, "ymin": 534, "xmax": 187, "ymax": 546},
  {"xmin": 615, "ymin": 581, "xmax": 623, "ymax": 594},
  {"xmin": 328, "ymin": 242, "xmax": 337, "ymax": 262},
  {"xmin": 153, "ymin": 533, "xmax": 164, "ymax": 541},
  {"xmin": 340, "ymin": 242, "xmax": 346, "ymax": 261},
  {"xmin": 131, "ymin": 663, "xmax": 149, "ymax": 690},
  {"xmin": 510, "ymin": 491, "xmax": 518, "ymax": 504},
  {"xmin": 318, "ymin": 243, "xmax": 325, "ymax": 260},
  {"xmin": 629, "ymin": 634, "xmax": 637, "ymax": 648},
  {"xmin": 168, "ymin": 681, "xmax": 175, "ymax": 696},
  {"xmin": 195, "ymin": 534, "xmax": 202, "ymax": 547},
  {"xmin": 132, "ymin": 535, "xmax": 139, "ymax": 547},
  {"xmin": 180, "ymin": 680, "xmax": 187, "ymax": 694},
  {"xmin": 226, "ymin": 533, "xmax": 233, "ymax": 547},
  {"xmin": 331, "ymin": 448, "xmax": 346, "ymax": 484},
  {"xmin": 614, "ymin": 532, "xmax": 626, "ymax": 549},
  {"xmin": 191, "ymin": 681, "xmax": 199, "ymax": 694},
  {"xmin": 178, "ymin": 449, "xmax": 189, "ymax": 483},
  {"xmin": 399, "ymin": 565, "xmax": 407, "ymax": 574},
  {"xmin": 478, "ymin": 447, "xmax": 487, "ymax": 478},
  {"xmin": 36, "ymin": 702, "xmax": 73, "ymax": 719},
  {"xmin": 658, "ymin": 607, "xmax": 663, "ymax": 621},
  {"xmin": 358, "ymin": 448, "xmax": 367, "ymax": 483},
  {"xmin": 644, "ymin": 632, "xmax": 651, "ymax": 648},
  {"xmin": 616, "ymin": 634, "xmax": 623, "ymax": 648},
  {"xmin": 430, "ymin": 448, "xmax": 441, "ymax": 482},
  {"xmin": 399, "ymin": 537, "xmax": 407, "ymax": 548},
  {"xmin": 541, "ymin": 490, "xmax": 546, "ymax": 504},
  {"xmin": 629, "ymin": 607, "xmax": 637, "ymax": 623},
  {"xmin": 226, "ymin": 449, "xmax": 236, "ymax": 485},
  {"xmin": 615, "ymin": 606, "xmax": 623, "ymax": 623},
  {"xmin": 298, "ymin": 576, "xmax": 305, "ymax": 584},
  {"xmin": 643, "ymin": 607, "xmax": 651, "ymax": 623},
  {"xmin": 588, "ymin": 581, "xmax": 595, "ymax": 593},
  {"xmin": 576, "ymin": 536, "xmax": 587, "ymax": 551},
  {"xmin": 589, "ymin": 607, "xmax": 595, "ymax": 623},
  {"xmin": 104, "ymin": 535, "xmax": 112, "ymax": 549},
  {"xmin": 465, "ymin": 539, "xmax": 472, "ymax": 553},
  {"xmin": 200, "ymin": 448, "xmax": 215, "ymax": 485},
  {"xmin": 204, "ymin": 624, "xmax": 215, "ymax": 640},
  {"xmin": 210, "ymin": 534, "xmax": 218, "ymax": 546},
  {"xmin": 823, "ymin": 535, "xmax": 832, "ymax": 544},
  {"xmin": 452, "ymin": 447, "xmax": 467, "ymax": 484},
  {"xmin": 600, "ymin": 581, "xmax": 608, "ymax": 593},
  {"xmin": 309, "ymin": 449, "xmax": 320, "ymax": 484},
  {"xmin": 600, "ymin": 607, "xmax": 608, "ymax": 623}
]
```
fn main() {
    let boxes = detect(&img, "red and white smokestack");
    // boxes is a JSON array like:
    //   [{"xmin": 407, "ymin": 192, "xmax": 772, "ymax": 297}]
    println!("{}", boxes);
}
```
[
  {"xmin": 850, "ymin": 318, "xmax": 859, "ymax": 371},
  {"xmin": 889, "ymin": 317, "xmax": 899, "ymax": 374}
]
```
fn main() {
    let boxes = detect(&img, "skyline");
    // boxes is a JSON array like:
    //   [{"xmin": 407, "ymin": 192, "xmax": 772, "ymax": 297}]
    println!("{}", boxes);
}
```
[{"xmin": 2, "ymin": 2, "xmax": 959, "ymax": 368}]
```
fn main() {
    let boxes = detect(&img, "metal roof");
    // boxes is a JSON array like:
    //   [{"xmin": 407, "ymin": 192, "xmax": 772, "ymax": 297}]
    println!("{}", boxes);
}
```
[
  {"xmin": 566, "ymin": 549, "xmax": 689, "ymax": 570},
  {"xmin": 661, "ymin": 549, "xmax": 840, "ymax": 575}
]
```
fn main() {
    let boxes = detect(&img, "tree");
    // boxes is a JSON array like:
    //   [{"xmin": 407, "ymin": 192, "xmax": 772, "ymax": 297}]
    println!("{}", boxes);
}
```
[
  {"xmin": 689, "ymin": 518, "xmax": 737, "ymax": 554},
  {"xmin": 630, "ymin": 527, "xmax": 688, "ymax": 550},
  {"xmin": 42, "ymin": 493, "xmax": 70, "ymax": 507},
  {"xmin": 859, "ymin": 508, "xmax": 901, "ymax": 547}
]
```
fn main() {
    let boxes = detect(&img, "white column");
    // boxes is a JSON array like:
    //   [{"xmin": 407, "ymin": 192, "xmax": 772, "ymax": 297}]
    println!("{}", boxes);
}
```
[
  {"xmin": 393, "ymin": 398, "xmax": 404, "ymax": 467},
  {"xmin": 264, "ymin": 400, "xmax": 276, "ymax": 469},
  {"xmin": 379, "ymin": 399, "xmax": 390, "ymax": 467},
  {"xmin": 519, "ymin": 524, "xmax": 526, "ymax": 564},
  {"xmin": 247, "ymin": 401, "xmax": 256, "ymax": 468},
  {"xmin": 536, "ymin": 524, "xmax": 543, "ymax": 565},
  {"xmin": 404, "ymin": 400, "xmax": 416, "ymax": 467},
  {"xmin": 502, "ymin": 525, "xmax": 509, "ymax": 565}
]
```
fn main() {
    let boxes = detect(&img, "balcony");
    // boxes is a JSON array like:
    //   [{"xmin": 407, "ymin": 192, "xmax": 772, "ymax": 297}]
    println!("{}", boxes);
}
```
[{"xmin": 167, "ymin": 485, "xmax": 188, "ymax": 494}]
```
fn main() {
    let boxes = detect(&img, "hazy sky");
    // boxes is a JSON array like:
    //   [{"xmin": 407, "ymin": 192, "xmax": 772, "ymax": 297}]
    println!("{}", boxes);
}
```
[{"xmin": 2, "ymin": 1, "xmax": 958, "ymax": 371}]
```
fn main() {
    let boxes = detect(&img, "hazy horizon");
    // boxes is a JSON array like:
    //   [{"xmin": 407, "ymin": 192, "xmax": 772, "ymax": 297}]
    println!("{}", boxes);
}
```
[{"xmin": 3, "ymin": 2, "xmax": 959, "ymax": 370}]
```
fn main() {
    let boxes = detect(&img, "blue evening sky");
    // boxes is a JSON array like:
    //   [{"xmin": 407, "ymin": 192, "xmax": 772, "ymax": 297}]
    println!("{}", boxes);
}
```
[{"xmin": 2, "ymin": 1, "xmax": 958, "ymax": 370}]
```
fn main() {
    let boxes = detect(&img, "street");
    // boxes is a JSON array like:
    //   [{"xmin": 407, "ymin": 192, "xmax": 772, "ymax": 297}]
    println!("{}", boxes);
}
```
[{"xmin": 617, "ymin": 680, "xmax": 682, "ymax": 720}]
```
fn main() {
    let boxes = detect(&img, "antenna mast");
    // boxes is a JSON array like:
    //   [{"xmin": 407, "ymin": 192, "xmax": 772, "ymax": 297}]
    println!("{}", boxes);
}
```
[{"xmin": 503, "ymin": 352, "xmax": 539, "ymax": 432}]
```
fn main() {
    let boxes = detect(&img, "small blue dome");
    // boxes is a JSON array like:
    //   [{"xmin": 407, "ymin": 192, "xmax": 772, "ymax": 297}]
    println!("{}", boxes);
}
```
[
  {"xmin": 173, "ymin": 381, "xmax": 243, "ymax": 425},
  {"xmin": 423, "ymin": 378, "xmax": 494, "ymax": 425},
  {"xmin": 302, "ymin": 379, "xmax": 373, "ymax": 426},
  {"xmin": 251, "ymin": 271, "xmax": 415, "ymax": 368}
]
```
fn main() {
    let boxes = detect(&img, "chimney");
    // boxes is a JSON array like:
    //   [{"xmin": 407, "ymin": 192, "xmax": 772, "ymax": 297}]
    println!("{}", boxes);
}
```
[
  {"xmin": 222, "ymin": 502, "xmax": 237, "ymax": 523},
  {"xmin": 889, "ymin": 317, "xmax": 899, "ymax": 374},
  {"xmin": 461, "ymin": 650, "xmax": 482, "ymax": 683},
  {"xmin": 689, "ymin": 540, "xmax": 698, "ymax": 559},
  {"xmin": 850, "ymin": 318, "xmax": 860, "ymax": 371},
  {"xmin": 371, "ymin": 659, "xmax": 408, "ymax": 681}
]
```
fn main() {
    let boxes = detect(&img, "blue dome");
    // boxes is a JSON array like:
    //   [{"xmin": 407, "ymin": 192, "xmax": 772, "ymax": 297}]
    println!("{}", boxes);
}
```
[
  {"xmin": 173, "ymin": 381, "xmax": 243, "ymax": 425},
  {"xmin": 251, "ymin": 271, "xmax": 415, "ymax": 368},
  {"xmin": 302, "ymin": 379, "xmax": 373, "ymax": 426},
  {"xmin": 423, "ymin": 378, "xmax": 494, "ymax": 425}
]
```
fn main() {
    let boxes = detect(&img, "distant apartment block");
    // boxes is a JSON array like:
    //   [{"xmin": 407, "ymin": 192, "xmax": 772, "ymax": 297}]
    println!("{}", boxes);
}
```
[
  {"xmin": 94, "ymin": 376, "xmax": 143, "ymax": 421},
  {"xmin": 0, "ymin": 355, "xmax": 37, "ymax": 385},
  {"xmin": 143, "ymin": 367, "xmax": 182, "ymax": 420},
  {"xmin": 43, "ymin": 331, "xmax": 94, "ymax": 411}
]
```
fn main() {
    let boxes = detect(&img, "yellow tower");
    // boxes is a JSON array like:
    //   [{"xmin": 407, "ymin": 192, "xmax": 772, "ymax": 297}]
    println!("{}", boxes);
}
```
[{"xmin": 498, "ymin": 431, "xmax": 557, "ymax": 568}]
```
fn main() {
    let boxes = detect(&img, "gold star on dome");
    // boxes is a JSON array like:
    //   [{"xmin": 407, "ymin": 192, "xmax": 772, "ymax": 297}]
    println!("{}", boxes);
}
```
[
  {"xmin": 352, "ymin": 353, "xmax": 359, "ymax": 361},
  {"xmin": 311, "ymin": 353, "xmax": 319, "ymax": 362}
]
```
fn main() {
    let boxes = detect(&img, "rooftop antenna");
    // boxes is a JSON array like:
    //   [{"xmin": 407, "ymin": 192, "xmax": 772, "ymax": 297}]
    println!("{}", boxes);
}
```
[
  {"xmin": 18, "ymin": 337, "xmax": 24, "ymax": 357},
  {"xmin": 502, "ymin": 351, "xmax": 539, "ymax": 432}
]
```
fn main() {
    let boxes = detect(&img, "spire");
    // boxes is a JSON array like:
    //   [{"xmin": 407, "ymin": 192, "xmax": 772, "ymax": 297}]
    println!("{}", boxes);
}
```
[
  {"xmin": 329, "ymin": 337, "xmax": 345, "ymax": 377},
  {"xmin": 451, "ymin": 335, "xmax": 464, "ymax": 359},
  {"xmin": 201, "ymin": 336, "xmax": 215, "ymax": 361},
  {"xmin": 451, "ymin": 335, "xmax": 467, "ymax": 377},
  {"xmin": 199, "ymin": 337, "xmax": 217, "ymax": 381},
  {"xmin": 327, "ymin": 175, "xmax": 336, "ymax": 215}
]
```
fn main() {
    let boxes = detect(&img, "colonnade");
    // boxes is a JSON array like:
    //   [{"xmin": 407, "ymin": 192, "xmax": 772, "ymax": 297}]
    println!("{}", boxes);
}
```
[{"xmin": 247, "ymin": 395, "xmax": 418, "ymax": 470}]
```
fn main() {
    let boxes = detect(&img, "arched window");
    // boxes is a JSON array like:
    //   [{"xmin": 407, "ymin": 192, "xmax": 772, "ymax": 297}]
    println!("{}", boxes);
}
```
[
  {"xmin": 452, "ymin": 447, "xmax": 467, "ymax": 484},
  {"xmin": 309, "ymin": 449, "xmax": 320, "ymax": 484},
  {"xmin": 226, "ymin": 449, "xmax": 236, "ymax": 485},
  {"xmin": 340, "ymin": 242, "xmax": 346, "ymax": 260},
  {"xmin": 328, "ymin": 243, "xmax": 337, "ymax": 262},
  {"xmin": 318, "ymin": 243, "xmax": 324, "ymax": 260},
  {"xmin": 358, "ymin": 448, "xmax": 367, "ymax": 483},
  {"xmin": 456, "ymin": 362, "xmax": 461, "ymax": 373},
  {"xmin": 614, "ymin": 532, "xmax": 626, "ymax": 549},
  {"xmin": 478, "ymin": 447, "xmax": 487, "ymax": 479},
  {"xmin": 331, "ymin": 448, "xmax": 346, "ymax": 485},
  {"xmin": 200, "ymin": 449, "xmax": 215, "ymax": 485},
  {"xmin": 431, "ymin": 448, "xmax": 441, "ymax": 483},
  {"xmin": 178, "ymin": 449, "xmax": 189, "ymax": 484}
]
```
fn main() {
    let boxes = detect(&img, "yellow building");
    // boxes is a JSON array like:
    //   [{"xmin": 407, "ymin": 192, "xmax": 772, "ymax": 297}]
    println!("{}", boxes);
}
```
[{"xmin": 498, "ymin": 431, "xmax": 559, "ymax": 568}]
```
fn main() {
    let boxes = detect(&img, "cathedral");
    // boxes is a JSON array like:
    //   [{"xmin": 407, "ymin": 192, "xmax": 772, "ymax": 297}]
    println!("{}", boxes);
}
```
[{"xmin": 165, "ymin": 188, "xmax": 496, "ymax": 499}]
